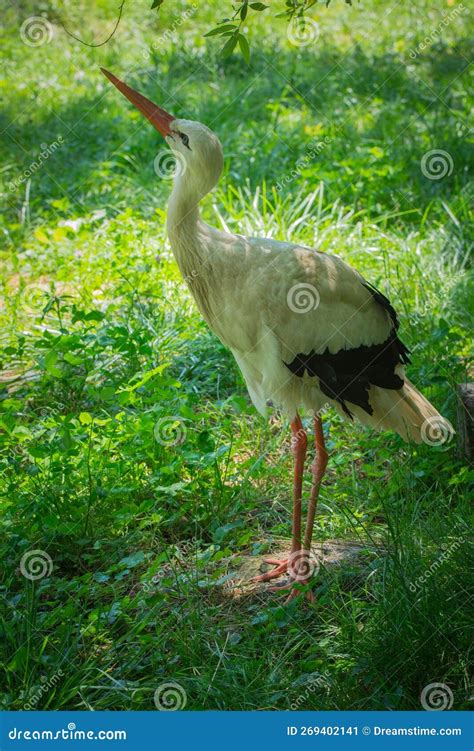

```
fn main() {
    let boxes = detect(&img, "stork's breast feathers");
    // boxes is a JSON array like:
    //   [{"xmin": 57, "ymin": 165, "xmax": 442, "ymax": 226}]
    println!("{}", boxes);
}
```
[{"xmin": 284, "ymin": 281, "xmax": 411, "ymax": 419}]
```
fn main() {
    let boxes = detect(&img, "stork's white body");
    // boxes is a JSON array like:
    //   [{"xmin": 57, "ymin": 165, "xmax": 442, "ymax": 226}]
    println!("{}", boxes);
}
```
[
  {"xmin": 167, "ymin": 169, "xmax": 439, "ymax": 443},
  {"xmin": 100, "ymin": 72, "xmax": 443, "ymax": 444}
]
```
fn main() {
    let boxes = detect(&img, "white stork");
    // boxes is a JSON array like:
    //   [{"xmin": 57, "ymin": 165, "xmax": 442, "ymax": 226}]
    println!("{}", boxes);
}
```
[{"xmin": 102, "ymin": 69, "xmax": 445, "ymax": 603}]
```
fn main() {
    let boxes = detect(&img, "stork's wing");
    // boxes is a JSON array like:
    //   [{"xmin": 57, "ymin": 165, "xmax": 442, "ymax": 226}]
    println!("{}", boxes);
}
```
[{"xmin": 252, "ymin": 242, "xmax": 411, "ymax": 418}]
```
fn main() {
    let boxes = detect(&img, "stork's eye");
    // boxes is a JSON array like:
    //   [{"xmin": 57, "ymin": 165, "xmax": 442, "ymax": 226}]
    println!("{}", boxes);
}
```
[{"xmin": 179, "ymin": 132, "xmax": 190, "ymax": 148}]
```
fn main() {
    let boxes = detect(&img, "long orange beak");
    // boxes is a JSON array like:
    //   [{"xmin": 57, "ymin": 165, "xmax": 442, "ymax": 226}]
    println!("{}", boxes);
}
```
[{"xmin": 101, "ymin": 68, "xmax": 175, "ymax": 137}]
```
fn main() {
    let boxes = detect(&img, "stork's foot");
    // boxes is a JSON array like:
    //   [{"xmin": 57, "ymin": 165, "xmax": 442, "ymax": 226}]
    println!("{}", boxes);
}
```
[
  {"xmin": 270, "ymin": 577, "xmax": 316, "ymax": 604},
  {"xmin": 253, "ymin": 557, "xmax": 289, "ymax": 583},
  {"xmin": 254, "ymin": 549, "xmax": 318, "ymax": 603}
]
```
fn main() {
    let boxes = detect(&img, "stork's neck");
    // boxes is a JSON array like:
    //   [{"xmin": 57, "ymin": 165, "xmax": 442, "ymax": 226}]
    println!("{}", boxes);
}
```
[
  {"xmin": 168, "ymin": 175, "xmax": 198, "ymax": 225},
  {"xmin": 165, "ymin": 173, "xmax": 218, "ymax": 324},
  {"xmin": 166, "ymin": 175, "xmax": 205, "ymax": 265}
]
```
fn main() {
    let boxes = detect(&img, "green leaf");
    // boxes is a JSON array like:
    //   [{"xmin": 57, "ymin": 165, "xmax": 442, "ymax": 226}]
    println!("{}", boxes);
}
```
[
  {"xmin": 221, "ymin": 34, "xmax": 238, "ymax": 58},
  {"xmin": 238, "ymin": 33, "xmax": 250, "ymax": 63},
  {"xmin": 34, "ymin": 228, "xmax": 49, "ymax": 244},
  {"xmin": 44, "ymin": 350, "xmax": 62, "ymax": 378},
  {"xmin": 204, "ymin": 24, "xmax": 237, "ymax": 37},
  {"xmin": 119, "ymin": 551, "xmax": 146, "ymax": 569},
  {"xmin": 250, "ymin": 2, "xmax": 268, "ymax": 9},
  {"xmin": 84, "ymin": 310, "xmax": 105, "ymax": 322},
  {"xmin": 7, "ymin": 645, "xmax": 29, "ymax": 672},
  {"xmin": 63, "ymin": 352, "xmax": 83, "ymax": 365},
  {"xmin": 118, "ymin": 364, "xmax": 170, "ymax": 393},
  {"xmin": 213, "ymin": 521, "xmax": 243, "ymax": 543},
  {"xmin": 151, "ymin": 0, "xmax": 164, "ymax": 10}
]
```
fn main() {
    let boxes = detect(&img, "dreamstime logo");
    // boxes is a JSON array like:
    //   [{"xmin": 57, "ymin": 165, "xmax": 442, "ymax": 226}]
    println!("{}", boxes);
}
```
[
  {"xmin": 421, "ymin": 416, "xmax": 454, "ymax": 448},
  {"xmin": 20, "ymin": 549, "xmax": 53, "ymax": 581},
  {"xmin": 40, "ymin": 402, "xmax": 66, "ymax": 418},
  {"xmin": 275, "ymin": 136, "xmax": 333, "ymax": 191},
  {"xmin": 420, "ymin": 150, "xmax": 454, "ymax": 181},
  {"xmin": 20, "ymin": 16, "xmax": 53, "ymax": 47},
  {"xmin": 153, "ymin": 150, "xmax": 187, "ymax": 180},
  {"xmin": 290, "ymin": 426, "xmax": 307, "ymax": 452},
  {"xmin": 420, "ymin": 682, "xmax": 454, "ymax": 711},
  {"xmin": 143, "ymin": 4, "xmax": 198, "ymax": 59},
  {"xmin": 8, "ymin": 137, "xmax": 64, "ymax": 192},
  {"xmin": 154, "ymin": 682, "xmax": 187, "ymax": 711},
  {"xmin": 409, "ymin": 535, "xmax": 464, "ymax": 593},
  {"xmin": 183, "ymin": 269, "xmax": 199, "ymax": 286},
  {"xmin": 287, "ymin": 16, "xmax": 320, "ymax": 47},
  {"xmin": 409, "ymin": 5, "xmax": 465, "ymax": 59},
  {"xmin": 409, "ymin": 270, "xmax": 465, "ymax": 320},
  {"xmin": 141, "ymin": 538, "xmax": 198, "ymax": 592},
  {"xmin": 290, "ymin": 671, "xmax": 331, "ymax": 710},
  {"xmin": 287, "ymin": 283, "xmax": 320, "ymax": 313},
  {"xmin": 24, "ymin": 670, "xmax": 64, "ymax": 710},
  {"xmin": 288, "ymin": 549, "xmax": 319, "ymax": 582},
  {"xmin": 21, "ymin": 281, "xmax": 53, "ymax": 311},
  {"xmin": 154, "ymin": 416, "xmax": 187, "ymax": 446}
]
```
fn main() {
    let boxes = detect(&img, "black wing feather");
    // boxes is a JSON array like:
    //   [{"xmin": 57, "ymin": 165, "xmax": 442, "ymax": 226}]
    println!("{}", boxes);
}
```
[{"xmin": 285, "ymin": 282, "xmax": 410, "ymax": 418}]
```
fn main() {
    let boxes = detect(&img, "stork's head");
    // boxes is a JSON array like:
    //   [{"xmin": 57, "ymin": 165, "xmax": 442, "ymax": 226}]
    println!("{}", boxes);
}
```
[{"xmin": 101, "ymin": 69, "xmax": 223, "ymax": 198}]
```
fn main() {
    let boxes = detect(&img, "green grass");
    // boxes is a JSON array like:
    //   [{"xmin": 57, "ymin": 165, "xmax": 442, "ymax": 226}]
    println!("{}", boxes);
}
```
[{"xmin": 1, "ymin": 0, "xmax": 473, "ymax": 712}]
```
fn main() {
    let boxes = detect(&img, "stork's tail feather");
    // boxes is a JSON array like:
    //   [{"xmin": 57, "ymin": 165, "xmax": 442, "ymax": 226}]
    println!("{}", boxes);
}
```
[{"xmin": 349, "ymin": 378, "xmax": 452, "ymax": 444}]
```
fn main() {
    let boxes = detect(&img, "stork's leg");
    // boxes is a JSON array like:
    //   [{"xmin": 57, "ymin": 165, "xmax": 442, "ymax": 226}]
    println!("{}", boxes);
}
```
[
  {"xmin": 304, "ymin": 415, "xmax": 328, "ymax": 551},
  {"xmin": 273, "ymin": 415, "xmax": 328, "ymax": 603},
  {"xmin": 253, "ymin": 414, "xmax": 307, "ymax": 582}
]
